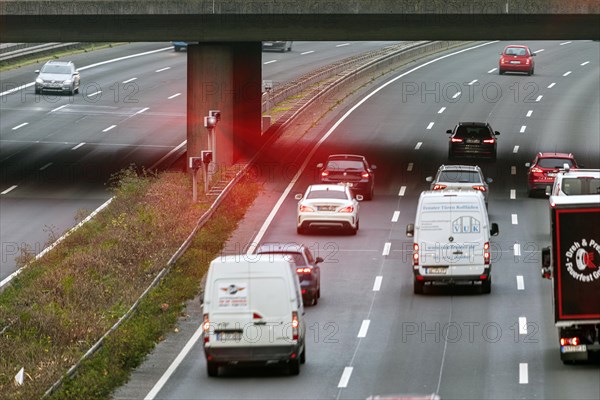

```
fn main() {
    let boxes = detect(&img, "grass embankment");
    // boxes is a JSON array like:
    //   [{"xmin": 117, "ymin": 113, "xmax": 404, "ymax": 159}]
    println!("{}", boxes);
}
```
[{"xmin": 0, "ymin": 167, "xmax": 259, "ymax": 399}]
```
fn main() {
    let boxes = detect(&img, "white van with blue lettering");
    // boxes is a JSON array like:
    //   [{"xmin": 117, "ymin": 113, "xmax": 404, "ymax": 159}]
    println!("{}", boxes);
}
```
[{"xmin": 406, "ymin": 191, "xmax": 499, "ymax": 294}]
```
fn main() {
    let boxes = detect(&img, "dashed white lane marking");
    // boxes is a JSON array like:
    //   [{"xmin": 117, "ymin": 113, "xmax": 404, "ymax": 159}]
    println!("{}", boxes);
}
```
[
  {"xmin": 581, "ymin": 61, "xmax": 590, "ymax": 66},
  {"xmin": 510, "ymin": 189, "xmax": 516, "ymax": 199},
  {"xmin": 563, "ymin": 71, "xmax": 572, "ymax": 77},
  {"xmin": 535, "ymin": 95, "xmax": 543, "ymax": 102},
  {"xmin": 517, "ymin": 275, "xmax": 525, "ymax": 290},
  {"xmin": 437, "ymin": 107, "xmax": 446, "ymax": 114},
  {"xmin": 519, "ymin": 317, "xmax": 528, "ymax": 335},
  {"xmin": 71, "ymin": 142, "xmax": 85, "ymax": 150},
  {"xmin": 526, "ymin": 110, "xmax": 533, "ymax": 117},
  {"xmin": 519, "ymin": 363, "xmax": 529, "ymax": 384},
  {"xmin": 513, "ymin": 145, "xmax": 520, "ymax": 153},
  {"xmin": 155, "ymin": 67, "xmax": 171, "ymax": 72},
  {"xmin": 338, "ymin": 367, "xmax": 354, "ymax": 388},
  {"xmin": 392, "ymin": 211, "xmax": 400, "ymax": 222},
  {"xmin": 427, "ymin": 122, "xmax": 435, "ymax": 129},
  {"xmin": 399, "ymin": 186, "xmax": 406, "ymax": 196},
  {"xmin": 520, "ymin": 126, "xmax": 526, "ymax": 133},
  {"xmin": 357, "ymin": 320, "xmax": 371, "ymax": 338},
  {"xmin": 373, "ymin": 276, "xmax": 383, "ymax": 291},
  {"xmin": 168, "ymin": 93, "xmax": 181, "ymax": 99},
  {"xmin": 382, "ymin": 242, "xmax": 391, "ymax": 256},
  {"xmin": 547, "ymin": 82, "xmax": 556, "ymax": 89},
  {"xmin": 87, "ymin": 90, "xmax": 102, "ymax": 97},
  {"xmin": 467, "ymin": 79, "xmax": 478, "ymax": 85},
  {"xmin": 1, "ymin": 185, "xmax": 17, "ymax": 195},
  {"xmin": 415, "ymin": 142, "xmax": 422, "ymax": 150},
  {"xmin": 560, "ymin": 41, "xmax": 572, "ymax": 46},
  {"xmin": 39, "ymin": 162, "xmax": 53, "ymax": 170},
  {"xmin": 336, "ymin": 43, "xmax": 350, "ymax": 47},
  {"xmin": 514, "ymin": 243, "xmax": 521, "ymax": 256},
  {"xmin": 534, "ymin": 49, "xmax": 544, "ymax": 53},
  {"xmin": 12, "ymin": 122, "xmax": 28, "ymax": 130},
  {"xmin": 407, "ymin": 163, "xmax": 413, "ymax": 171},
  {"xmin": 136, "ymin": 107, "xmax": 149, "ymax": 114},
  {"xmin": 488, "ymin": 68, "xmax": 497, "ymax": 73},
  {"xmin": 50, "ymin": 104, "xmax": 68, "ymax": 113},
  {"xmin": 511, "ymin": 166, "xmax": 516, "ymax": 175},
  {"xmin": 102, "ymin": 125, "xmax": 116, "ymax": 133},
  {"xmin": 122, "ymin": 77, "xmax": 137, "ymax": 83},
  {"xmin": 263, "ymin": 60, "xmax": 277, "ymax": 65},
  {"xmin": 452, "ymin": 92, "xmax": 461, "ymax": 99},
  {"xmin": 301, "ymin": 51, "xmax": 315, "ymax": 55},
  {"xmin": 512, "ymin": 214, "xmax": 518, "ymax": 225}
]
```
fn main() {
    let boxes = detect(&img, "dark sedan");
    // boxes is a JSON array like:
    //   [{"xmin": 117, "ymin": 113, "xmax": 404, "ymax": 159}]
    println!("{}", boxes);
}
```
[
  {"xmin": 447, "ymin": 122, "xmax": 500, "ymax": 160},
  {"xmin": 316, "ymin": 154, "xmax": 376, "ymax": 200}
]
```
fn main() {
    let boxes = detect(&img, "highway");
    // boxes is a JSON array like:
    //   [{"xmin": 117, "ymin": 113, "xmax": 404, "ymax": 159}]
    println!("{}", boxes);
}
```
[
  {"xmin": 113, "ymin": 40, "xmax": 600, "ymax": 400},
  {"xmin": 0, "ymin": 41, "xmax": 401, "ymax": 282}
]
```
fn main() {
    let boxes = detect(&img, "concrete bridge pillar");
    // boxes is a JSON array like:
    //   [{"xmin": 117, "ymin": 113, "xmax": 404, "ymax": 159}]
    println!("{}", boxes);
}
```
[{"xmin": 186, "ymin": 42, "xmax": 262, "ymax": 168}]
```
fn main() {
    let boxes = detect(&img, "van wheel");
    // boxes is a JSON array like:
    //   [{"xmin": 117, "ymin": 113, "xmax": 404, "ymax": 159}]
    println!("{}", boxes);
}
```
[
  {"xmin": 300, "ymin": 348, "xmax": 306, "ymax": 364},
  {"xmin": 481, "ymin": 278, "xmax": 492, "ymax": 294},
  {"xmin": 317, "ymin": 287, "xmax": 321, "ymax": 298},
  {"xmin": 414, "ymin": 279, "xmax": 424, "ymax": 294},
  {"xmin": 289, "ymin": 358, "xmax": 300, "ymax": 375},
  {"xmin": 207, "ymin": 361, "xmax": 219, "ymax": 377}
]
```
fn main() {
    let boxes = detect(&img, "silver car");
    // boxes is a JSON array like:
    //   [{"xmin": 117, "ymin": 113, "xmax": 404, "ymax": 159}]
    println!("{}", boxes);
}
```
[
  {"xmin": 35, "ymin": 60, "xmax": 80, "ymax": 95},
  {"xmin": 426, "ymin": 165, "xmax": 492, "ymax": 206}
]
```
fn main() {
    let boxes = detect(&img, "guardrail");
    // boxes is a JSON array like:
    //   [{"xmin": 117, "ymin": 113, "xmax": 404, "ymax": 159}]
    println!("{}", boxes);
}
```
[
  {"xmin": 0, "ymin": 42, "xmax": 82, "ymax": 62},
  {"xmin": 41, "ymin": 40, "xmax": 468, "ymax": 397}
]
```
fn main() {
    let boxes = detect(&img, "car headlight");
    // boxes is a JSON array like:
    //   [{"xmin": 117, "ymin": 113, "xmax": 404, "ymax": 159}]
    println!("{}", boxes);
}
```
[
  {"xmin": 63, "ymin": 80, "xmax": 72, "ymax": 84},
  {"xmin": 36, "ymin": 78, "xmax": 43, "ymax": 84}
]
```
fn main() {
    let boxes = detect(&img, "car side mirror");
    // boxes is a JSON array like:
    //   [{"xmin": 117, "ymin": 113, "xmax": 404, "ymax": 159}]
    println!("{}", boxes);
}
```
[
  {"xmin": 294, "ymin": 193, "xmax": 303, "ymax": 200},
  {"xmin": 486, "ymin": 177, "xmax": 493, "ymax": 184},
  {"xmin": 356, "ymin": 194, "xmax": 364, "ymax": 201},
  {"xmin": 315, "ymin": 257, "xmax": 324, "ymax": 264},
  {"xmin": 541, "ymin": 247, "xmax": 551, "ymax": 279},
  {"xmin": 406, "ymin": 223, "xmax": 414, "ymax": 237},
  {"xmin": 316, "ymin": 163, "xmax": 323, "ymax": 169},
  {"xmin": 525, "ymin": 162, "xmax": 531, "ymax": 168},
  {"xmin": 35, "ymin": 70, "xmax": 40, "ymax": 74},
  {"xmin": 370, "ymin": 165, "xmax": 377, "ymax": 170},
  {"xmin": 532, "ymin": 53, "xmax": 537, "ymax": 56},
  {"xmin": 425, "ymin": 176, "xmax": 433, "ymax": 182},
  {"xmin": 490, "ymin": 223, "xmax": 499, "ymax": 236},
  {"xmin": 494, "ymin": 131, "xmax": 500, "ymax": 136},
  {"xmin": 446, "ymin": 129, "xmax": 452, "ymax": 134},
  {"xmin": 545, "ymin": 185, "xmax": 552, "ymax": 196}
]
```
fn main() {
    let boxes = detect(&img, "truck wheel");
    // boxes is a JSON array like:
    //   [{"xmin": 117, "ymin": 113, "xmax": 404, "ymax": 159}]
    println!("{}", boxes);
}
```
[
  {"xmin": 481, "ymin": 277, "xmax": 491, "ymax": 294},
  {"xmin": 414, "ymin": 279, "xmax": 424, "ymax": 294},
  {"xmin": 289, "ymin": 358, "xmax": 300, "ymax": 375},
  {"xmin": 207, "ymin": 361, "xmax": 219, "ymax": 377}
]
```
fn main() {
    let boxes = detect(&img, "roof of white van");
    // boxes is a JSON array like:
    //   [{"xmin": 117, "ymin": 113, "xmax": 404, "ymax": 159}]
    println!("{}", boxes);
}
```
[{"xmin": 209, "ymin": 254, "xmax": 292, "ymax": 273}]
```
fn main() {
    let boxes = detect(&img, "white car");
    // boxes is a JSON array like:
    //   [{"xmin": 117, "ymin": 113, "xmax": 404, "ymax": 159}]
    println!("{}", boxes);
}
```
[
  {"xmin": 295, "ymin": 184, "xmax": 362, "ymax": 235},
  {"xmin": 548, "ymin": 167, "xmax": 600, "ymax": 196}
]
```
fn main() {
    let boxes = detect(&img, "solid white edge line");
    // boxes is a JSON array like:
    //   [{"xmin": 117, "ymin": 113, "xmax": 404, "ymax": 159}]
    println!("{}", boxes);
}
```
[
  {"xmin": 512, "ymin": 214, "xmax": 518, "ymax": 225},
  {"xmin": 510, "ymin": 189, "xmax": 516, "ymax": 199},
  {"xmin": 336, "ymin": 43, "xmax": 350, "ymax": 47},
  {"xmin": 245, "ymin": 41, "xmax": 500, "ymax": 255},
  {"xmin": 517, "ymin": 275, "xmax": 525, "ymax": 290},
  {"xmin": 392, "ymin": 211, "xmax": 400, "ymax": 222},
  {"xmin": 1, "ymin": 185, "xmax": 18, "ymax": 195},
  {"xmin": 514, "ymin": 243, "xmax": 521, "ymax": 256},
  {"xmin": 399, "ymin": 186, "xmax": 407, "ymax": 196},
  {"xmin": 519, "ymin": 363, "xmax": 529, "ymax": 384},
  {"xmin": 357, "ymin": 320, "xmax": 371, "ymax": 338},
  {"xmin": 559, "ymin": 41, "xmax": 572, "ymax": 45},
  {"xmin": 519, "ymin": 317, "xmax": 528, "ymax": 335},
  {"xmin": 136, "ymin": 107, "xmax": 150, "ymax": 114},
  {"xmin": 149, "ymin": 141, "xmax": 187, "ymax": 171},
  {"xmin": 373, "ymin": 276, "xmax": 383, "ymax": 291},
  {"xmin": 144, "ymin": 327, "xmax": 203, "ymax": 400},
  {"xmin": 382, "ymin": 242, "xmax": 391, "ymax": 256},
  {"xmin": 338, "ymin": 367, "xmax": 353, "ymax": 388}
]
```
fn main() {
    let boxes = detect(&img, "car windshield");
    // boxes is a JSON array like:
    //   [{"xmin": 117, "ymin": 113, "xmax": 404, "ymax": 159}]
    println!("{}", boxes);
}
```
[
  {"xmin": 41, "ymin": 64, "xmax": 71, "ymax": 74},
  {"xmin": 326, "ymin": 160, "xmax": 364, "ymax": 171},
  {"xmin": 561, "ymin": 177, "xmax": 600, "ymax": 195},
  {"xmin": 454, "ymin": 126, "xmax": 492, "ymax": 138},
  {"xmin": 261, "ymin": 252, "xmax": 306, "ymax": 266},
  {"xmin": 438, "ymin": 170, "xmax": 482, "ymax": 183},
  {"xmin": 537, "ymin": 158, "xmax": 574, "ymax": 168},
  {"xmin": 306, "ymin": 190, "xmax": 348, "ymax": 200},
  {"xmin": 505, "ymin": 47, "xmax": 527, "ymax": 56}
]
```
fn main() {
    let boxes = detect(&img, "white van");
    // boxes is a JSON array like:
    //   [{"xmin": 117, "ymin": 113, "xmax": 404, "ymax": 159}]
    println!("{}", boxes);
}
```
[
  {"xmin": 202, "ymin": 254, "xmax": 305, "ymax": 377},
  {"xmin": 406, "ymin": 191, "xmax": 499, "ymax": 294}
]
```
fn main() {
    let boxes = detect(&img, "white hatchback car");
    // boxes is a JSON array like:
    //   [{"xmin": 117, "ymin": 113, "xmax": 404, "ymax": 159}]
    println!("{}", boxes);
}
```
[{"xmin": 295, "ymin": 184, "xmax": 362, "ymax": 235}]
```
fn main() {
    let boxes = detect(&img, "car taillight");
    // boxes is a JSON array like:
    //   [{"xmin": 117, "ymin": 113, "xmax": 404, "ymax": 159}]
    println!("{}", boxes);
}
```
[
  {"xmin": 202, "ymin": 313, "xmax": 210, "ymax": 343},
  {"xmin": 484, "ymin": 242, "xmax": 490, "ymax": 265},
  {"xmin": 338, "ymin": 205, "xmax": 354, "ymax": 213},
  {"xmin": 292, "ymin": 311, "xmax": 299, "ymax": 341},
  {"xmin": 296, "ymin": 267, "xmax": 311, "ymax": 274},
  {"xmin": 299, "ymin": 205, "xmax": 315, "ymax": 212},
  {"xmin": 483, "ymin": 138, "xmax": 495, "ymax": 144},
  {"xmin": 433, "ymin": 184, "xmax": 447, "ymax": 190},
  {"xmin": 451, "ymin": 138, "xmax": 463, "ymax": 143},
  {"xmin": 361, "ymin": 171, "xmax": 370, "ymax": 178},
  {"xmin": 321, "ymin": 170, "xmax": 329, "ymax": 177},
  {"xmin": 526, "ymin": 59, "xmax": 530, "ymax": 65},
  {"xmin": 560, "ymin": 337, "xmax": 580, "ymax": 346},
  {"xmin": 500, "ymin": 58, "xmax": 506, "ymax": 64},
  {"xmin": 413, "ymin": 243, "xmax": 419, "ymax": 266},
  {"xmin": 472, "ymin": 185, "xmax": 487, "ymax": 192}
]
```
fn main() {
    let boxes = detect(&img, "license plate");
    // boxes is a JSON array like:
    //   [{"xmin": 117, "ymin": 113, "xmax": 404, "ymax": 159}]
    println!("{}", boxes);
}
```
[
  {"xmin": 264, "ymin": 43, "xmax": 272, "ymax": 46},
  {"xmin": 510, "ymin": 60, "xmax": 520, "ymax": 64},
  {"xmin": 547, "ymin": 173, "xmax": 556, "ymax": 177},
  {"xmin": 426, "ymin": 267, "xmax": 447, "ymax": 274},
  {"xmin": 317, "ymin": 206, "xmax": 335, "ymax": 211},
  {"xmin": 466, "ymin": 139, "xmax": 479, "ymax": 144},
  {"xmin": 216, "ymin": 331, "xmax": 242, "ymax": 341},
  {"xmin": 561, "ymin": 345, "xmax": 586, "ymax": 353}
]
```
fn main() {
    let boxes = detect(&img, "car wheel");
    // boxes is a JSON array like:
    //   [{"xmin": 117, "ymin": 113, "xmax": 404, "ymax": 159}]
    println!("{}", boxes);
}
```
[
  {"xmin": 317, "ymin": 287, "xmax": 321, "ymax": 299},
  {"xmin": 300, "ymin": 348, "xmax": 306, "ymax": 364},
  {"xmin": 174, "ymin": 46, "xmax": 181, "ymax": 52},
  {"xmin": 312, "ymin": 293, "xmax": 318, "ymax": 306},
  {"xmin": 364, "ymin": 186, "xmax": 374, "ymax": 201},
  {"xmin": 69, "ymin": 85, "xmax": 75, "ymax": 96},
  {"xmin": 481, "ymin": 277, "xmax": 492, "ymax": 294},
  {"xmin": 207, "ymin": 361, "xmax": 219, "ymax": 377},
  {"xmin": 414, "ymin": 278, "xmax": 424, "ymax": 295},
  {"xmin": 499, "ymin": 69, "xmax": 504, "ymax": 75},
  {"xmin": 289, "ymin": 358, "xmax": 301, "ymax": 375},
  {"xmin": 35, "ymin": 88, "xmax": 41, "ymax": 95}
]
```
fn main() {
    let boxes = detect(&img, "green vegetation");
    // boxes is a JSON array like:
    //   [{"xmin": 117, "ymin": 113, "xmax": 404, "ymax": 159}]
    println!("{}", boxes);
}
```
[{"xmin": 0, "ymin": 166, "xmax": 259, "ymax": 400}]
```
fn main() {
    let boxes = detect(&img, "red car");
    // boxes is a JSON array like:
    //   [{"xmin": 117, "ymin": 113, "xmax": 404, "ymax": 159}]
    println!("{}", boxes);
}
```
[
  {"xmin": 499, "ymin": 45, "xmax": 536, "ymax": 75},
  {"xmin": 527, "ymin": 152, "xmax": 579, "ymax": 196}
]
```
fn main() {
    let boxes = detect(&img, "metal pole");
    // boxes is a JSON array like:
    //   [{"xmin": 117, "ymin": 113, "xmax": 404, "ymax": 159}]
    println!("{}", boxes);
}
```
[
  {"xmin": 192, "ymin": 168, "xmax": 198, "ymax": 202},
  {"xmin": 203, "ymin": 163, "xmax": 209, "ymax": 194}
]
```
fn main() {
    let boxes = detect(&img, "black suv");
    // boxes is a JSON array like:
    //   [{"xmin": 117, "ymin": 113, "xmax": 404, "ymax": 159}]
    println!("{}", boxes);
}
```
[
  {"xmin": 447, "ymin": 122, "xmax": 500, "ymax": 160},
  {"xmin": 255, "ymin": 243, "xmax": 323, "ymax": 306},
  {"xmin": 316, "ymin": 154, "xmax": 376, "ymax": 200}
]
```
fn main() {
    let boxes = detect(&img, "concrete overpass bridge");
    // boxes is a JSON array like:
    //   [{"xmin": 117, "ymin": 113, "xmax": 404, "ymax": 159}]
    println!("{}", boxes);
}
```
[{"xmin": 1, "ymin": 0, "xmax": 599, "ymax": 166}]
